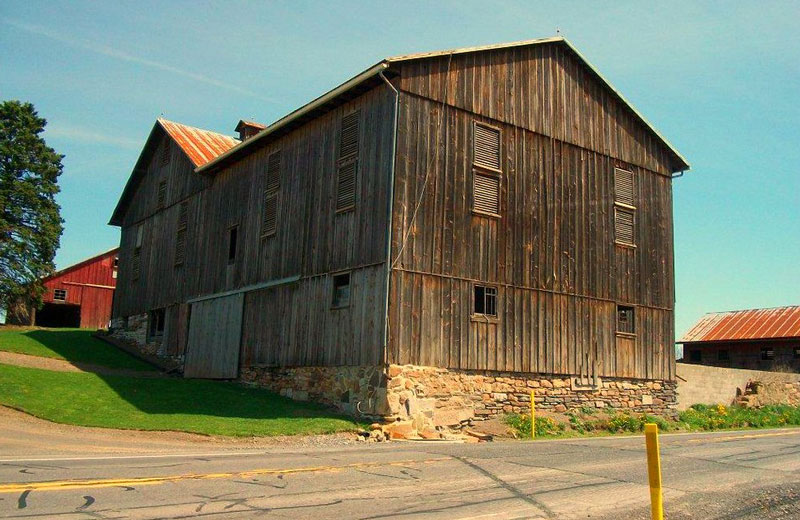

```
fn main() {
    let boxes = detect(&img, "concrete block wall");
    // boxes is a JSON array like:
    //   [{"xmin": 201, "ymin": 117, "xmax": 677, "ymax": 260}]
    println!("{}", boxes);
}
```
[{"xmin": 676, "ymin": 363, "xmax": 800, "ymax": 410}]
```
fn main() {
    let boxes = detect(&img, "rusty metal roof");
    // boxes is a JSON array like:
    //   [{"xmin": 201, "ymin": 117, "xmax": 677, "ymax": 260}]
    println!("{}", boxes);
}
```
[
  {"xmin": 679, "ymin": 306, "xmax": 800, "ymax": 343},
  {"xmin": 158, "ymin": 118, "xmax": 239, "ymax": 168}
]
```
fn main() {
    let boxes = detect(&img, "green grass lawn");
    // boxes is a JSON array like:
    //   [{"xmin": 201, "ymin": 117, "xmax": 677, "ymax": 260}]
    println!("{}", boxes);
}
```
[
  {"xmin": 0, "ymin": 328, "xmax": 153, "ymax": 371},
  {"xmin": 0, "ymin": 363, "xmax": 361, "ymax": 436}
]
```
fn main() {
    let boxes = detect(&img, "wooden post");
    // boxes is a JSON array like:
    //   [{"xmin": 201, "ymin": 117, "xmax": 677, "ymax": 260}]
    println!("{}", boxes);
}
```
[
  {"xmin": 530, "ymin": 390, "xmax": 536, "ymax": 440},
  {"xmin": 644, "ymin": 423, "xmax": 663, "ymax": 520}
]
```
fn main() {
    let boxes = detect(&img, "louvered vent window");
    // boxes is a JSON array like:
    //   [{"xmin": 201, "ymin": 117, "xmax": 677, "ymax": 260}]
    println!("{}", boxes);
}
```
[
  {"xmin": 262, "ymin": 151, "xmax": 280, "ymax": 237},
  {"xmin": 615, "ymin": 207, "xmax": 635, "ymax": 245},
  {"xmin": 472, "ymin": 122, "xmax": 501, "ymax": 217},
  {"xmin": 53, "ymin": 289, "xmax": 67, "ymax": 301},
  {"xmin": 473, "ymin": 123, "xmax": 501, "ymax": 171},
  {"xmin": 175, "ymin": 202, "xmax": 188, "ymax": 266},
  {"xmin": 336, "ymin": 111, "xmax": 359, "ymax": 213},
  {"xmin": 160, "ymin": 138, "xmax": 170, "ymax": 166},
  {"xmin": 474, "ymin": 173, "xmax": 500, "ymax": 215},
  {"xmin": 132, "ymin": 248, "xmax": 141, "ymax": 280},
  {"xmin": 614, "ymin": 168, "xmax": 636, "ymax": 246},
  {"xmin": 157, "ymin": 181, "xmax": 167, "ymax": 209}
]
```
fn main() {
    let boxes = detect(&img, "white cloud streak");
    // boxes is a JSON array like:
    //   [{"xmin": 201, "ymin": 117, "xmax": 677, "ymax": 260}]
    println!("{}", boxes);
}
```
[
  {"xmin": 45, "ymin": 124, "xmax": 142, "ymax": 150},
  {"xmin": 2, "ymin": 18, "xmax": 274, "ymax": 103}
]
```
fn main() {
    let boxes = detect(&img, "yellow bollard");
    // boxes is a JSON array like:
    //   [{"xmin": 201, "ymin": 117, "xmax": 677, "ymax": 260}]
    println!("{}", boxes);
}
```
[
  {"xmin": 530, "ymin": 391, "xmax": 536, "ymax": 440},
  {"xmin": 644, "ymin": 423, "xmax": 663, "ymax": 520}
]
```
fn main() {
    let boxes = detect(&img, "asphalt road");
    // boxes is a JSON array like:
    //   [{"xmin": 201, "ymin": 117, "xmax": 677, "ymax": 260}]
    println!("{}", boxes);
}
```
[{"xmin": 1, "ymin": 428, "xmax": 799, "ymax": 519}]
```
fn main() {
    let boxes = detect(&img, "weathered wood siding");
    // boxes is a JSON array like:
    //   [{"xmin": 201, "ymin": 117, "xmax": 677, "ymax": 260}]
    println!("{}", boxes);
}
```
[
  {"xmin": 240, "ymin": 265, "xmax": 385, "ymax": 367},
  {"xmin": 388, "ymin": 42, "xmax": 676, "ymax": 380},
  {"xmin": 114, "ymin": 86, "xmax": 395, "ymax": 367}
]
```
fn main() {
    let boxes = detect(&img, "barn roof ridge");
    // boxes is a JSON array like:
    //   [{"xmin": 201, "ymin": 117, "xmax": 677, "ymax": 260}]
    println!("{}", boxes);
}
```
[
  {"xmin": 679, "ymin": 305, "xmax": 800, "ymax": 343},
  {"xmin": 197, "ymin": 36, "xmax": 689, "ymax": 175},
  {"xmin": 44, "ymin": 247, "xmax": 120, "ymax": 282}
]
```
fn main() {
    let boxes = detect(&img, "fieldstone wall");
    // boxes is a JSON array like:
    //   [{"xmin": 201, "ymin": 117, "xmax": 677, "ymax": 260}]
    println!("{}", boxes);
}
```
[
  {"xmin": 385, "ymin": 364, "xmax": 677, "ymax": 431},
  {"xmin": 735, "ymin": 381, "xmax": 800, "ymax": 408},
  {"xmin": 110, "ymin": 313, "xmax": 150, "ymax": 350},
  {"xmin": 240, "ymin": 365, "xmax": 388, "ymax": 417}
]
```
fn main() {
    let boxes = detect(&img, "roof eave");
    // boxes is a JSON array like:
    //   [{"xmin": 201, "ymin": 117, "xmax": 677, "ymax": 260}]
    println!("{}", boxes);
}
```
[{"xmin": 196, "ymin": 61, "xmax": 391, "ymax": 175}]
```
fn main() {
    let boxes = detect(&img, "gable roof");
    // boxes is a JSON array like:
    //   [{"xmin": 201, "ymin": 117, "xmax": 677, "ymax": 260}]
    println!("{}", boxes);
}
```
[
  {"xmin": 679, "ymin": 306, "xmax": 800, "ymax": 343},
  {"xmin": 159, "ymin": 118, "xmax": 239, "ymax": 168},
  {"xmin": 44, "ymin": 247, "xmax": 119, "ymax": 282},
  {"xmin": 198, "ymin": 36, "xmax": 689, "ymax": 175},
  {"xmin": 109, "ymin": 119, "xmax": 238, "ymax": 226}
]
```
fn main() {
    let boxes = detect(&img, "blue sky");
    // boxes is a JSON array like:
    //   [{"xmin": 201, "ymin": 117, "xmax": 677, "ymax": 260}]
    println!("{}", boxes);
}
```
[{"xmin": 1, "ymin": 1, "xmax": 798, "ymax": 337}]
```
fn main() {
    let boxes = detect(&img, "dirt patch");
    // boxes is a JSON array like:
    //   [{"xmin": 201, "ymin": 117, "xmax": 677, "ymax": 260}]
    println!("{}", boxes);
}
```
[
  {"xmin": 0, "ymin": 351, "xmax": 164, "ymax": 378},
  {"xmin": 0, "ymin": 406, "xmax": 360, "ymax": 458}
]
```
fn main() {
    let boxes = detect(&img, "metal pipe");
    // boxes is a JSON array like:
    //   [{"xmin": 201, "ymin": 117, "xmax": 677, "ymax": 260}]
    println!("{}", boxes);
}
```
[{"xmin": 379, "ymin": 70, "xmax": 399, "ymax": 364}]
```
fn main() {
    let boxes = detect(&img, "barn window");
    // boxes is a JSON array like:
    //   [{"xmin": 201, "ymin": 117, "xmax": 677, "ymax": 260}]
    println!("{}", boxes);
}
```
[
  {"xmin": 616, "ymin": 305, "xmax": 635, "ymax": 334},
  {"xmin": 157, "ymin": 181, "xmax": 167, "ymax": 209},
  {"xmin": 175, "ymin": 202, "xmax": 188, "ymax": 266},
  {"xmin": 718, "ymin": 349, "xmax": 729, "ymax": 361},
  {"xmin": 472, "ymin": 121, "xmax": 501, "ymax": 217},
  {"xmin": 133, "ymin": 225, "xmax": 143, "ymax": 280},
  {"xmin": 331, "ymin": 272, "xmax": 351, "ymax": 308},
  {"xmin": 761, "ymin": 347, "xmax": 774, "ymax": 361},
  {"xmin": 160, "ymin": 138, "xmax": 170, "ymax": 166},
  {"xmin": 473, "ymin": 122, "xmax": 501, "ymax": 171},
  {"xmin": 473, "ymin": 285, "xmax": 498, "ymax": 317},
  {"xmin": 262, "ymin": 151, "xmax": 281, "ymax": 237},
  {"xmin": 227, "ymin": 226, "xmax": 238, "ymax": 265},
  {"xmin": 148, "ymin": 308, "xmax": 165, "ymax": 340},
  {"xmin": 53, "ymin": 289, "xmax": 67, "ymax": 301},
  {"xmin": 794, "ymin": 347, "xmax": 800, "ymax": 359},
  {"xmin": 690, "ymin": 350, "xmax": 701, "ymax": 362},
  {"xmin": 336, "ymin": 111, "xmax": 359, "ymax": 213},
  {"xmin": 614, "ymin": 168, "xmax": 636, "ymax": 246}
]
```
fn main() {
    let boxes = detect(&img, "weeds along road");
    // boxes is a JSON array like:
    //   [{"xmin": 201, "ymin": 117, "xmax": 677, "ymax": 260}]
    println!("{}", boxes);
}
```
[{"xmin": 1, "ymin": 428, "xmax": 799, "ymax": 519}]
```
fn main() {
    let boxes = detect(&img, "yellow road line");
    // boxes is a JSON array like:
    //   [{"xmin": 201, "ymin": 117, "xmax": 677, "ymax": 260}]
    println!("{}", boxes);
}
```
[
  {"xmin": 0, "ymin": 457, "xmax": 449, "ymax": 494},
  {"xmin": 686, "ymin": 430, "xmax": 800, "ymax": 444}
]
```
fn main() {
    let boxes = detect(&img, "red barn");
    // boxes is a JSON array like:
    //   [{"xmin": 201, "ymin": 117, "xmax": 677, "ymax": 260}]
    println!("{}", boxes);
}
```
[{"xmin": 8, "ymin": 248, "xmax": 120, "ymax": 329}]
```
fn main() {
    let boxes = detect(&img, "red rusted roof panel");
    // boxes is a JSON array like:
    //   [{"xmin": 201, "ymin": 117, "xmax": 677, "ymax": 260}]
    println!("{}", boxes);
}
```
[
  {"xmin": 680, "ymin": 306, "xmax": 800, "ymax": 343},
  {"xmin": 158, "ymin": 118, "xmax": 239, "ymax": 168}
]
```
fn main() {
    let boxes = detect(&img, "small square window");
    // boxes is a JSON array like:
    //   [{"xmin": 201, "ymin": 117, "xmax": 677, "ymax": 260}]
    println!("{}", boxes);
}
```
[
  {"xmin": 473, "ymin": 285, "xmax": 498, "ymax": 317},
  {"xmin": 53, "ymin": 289, "xmax": 67, "ymax": 301},
  {"xmin": 718, "ymin": 349, "xmax": 729, "ymax": 361},
  {"xmin": 616, "ymin": 305, "xmax": 635, "ymax": 334},
  {"xmin": 794, "ymin": 347, "xmax": 800, "ymax": 359},
  {"xmin": 690, "ymin": 350, "xmax": 701, "ymax": 362},
  {"xmin": 332, "ymin": 273, "xmax": 351, "ymax": 308},
  {"xmin": 227, "ymin": 226, "xmax": 238, "ymax": 265},
  {"xmin": 761, "ymin": 347, "xmax": 774, "ymax": 361}
]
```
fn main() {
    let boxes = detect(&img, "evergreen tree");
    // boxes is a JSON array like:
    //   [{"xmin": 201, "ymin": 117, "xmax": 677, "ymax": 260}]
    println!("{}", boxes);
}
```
[{"xmin": 0, "ymin": 100, "xmax": 64, "ymax": 310}]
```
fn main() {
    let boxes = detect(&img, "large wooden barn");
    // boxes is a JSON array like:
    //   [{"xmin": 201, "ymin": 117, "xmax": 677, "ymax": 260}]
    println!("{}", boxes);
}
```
[
  {"xmin": 110, "ymin": 37, "xmax": 689, "ymax": 427},
  {"xmin": 7, "ymin": 248, "xmax": 119, "ymax": 329}
]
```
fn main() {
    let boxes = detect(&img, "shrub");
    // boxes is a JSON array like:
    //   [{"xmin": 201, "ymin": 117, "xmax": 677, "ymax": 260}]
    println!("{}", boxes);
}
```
[{"xmin": 505, "ymin": 413, "xmax": 566, "ymax": 437}]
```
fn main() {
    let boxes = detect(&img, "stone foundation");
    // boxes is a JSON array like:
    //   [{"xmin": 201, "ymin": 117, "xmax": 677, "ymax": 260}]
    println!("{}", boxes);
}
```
[
  {"xmin": 240, "ymin": 365, "xmax": 387, "ymax": 417},
  {"xmin": 110, "ymin": 313, "xmax": 183, "ymax": 364},
  {"xmin": 735, "ymin": 380, "xmax": 800, "ymax": 408},
  {"xmin": 384, "ymin": 364, "xmax": 678, "ymax": 431}
]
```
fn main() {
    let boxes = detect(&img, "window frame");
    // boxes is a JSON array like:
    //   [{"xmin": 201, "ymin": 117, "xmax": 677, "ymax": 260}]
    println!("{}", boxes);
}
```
[
  {"xmin": 147, "ymin": 308, "xmax": 166, "ymax": 341},
  {"xmin": 616, "ymin": 304, "xmax": 636, "ymax": 336},
  {"xmin": 472, "ymin": 284, "xmax": 499, "ymax": 320},
  {"xmin": 471, "ymin": 121, "xmax": 502, "ymax": 219},
  {"xmin": 331, "ymin": 272, "xmax": 351, "ymax": 309},
  {"xmin": 335, "ymin": 111, "xmax": 360, "ymax": 214},
  {"xmin": 53, "ymin": 288, "xmax": 67, "ymax": 302},
  {"xmin": 761, "ymin": 347, "xmax": 775, "ymax": 361},
  {"xmin": 613, "ymin": 167, "xmax": 637, "ymax": 248}
]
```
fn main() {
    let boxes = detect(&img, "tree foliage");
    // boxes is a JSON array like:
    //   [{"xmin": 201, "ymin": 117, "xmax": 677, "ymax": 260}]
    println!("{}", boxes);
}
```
[{"xmin": 0, "ymin": 100, "xmax": 64, "ymax": 309}]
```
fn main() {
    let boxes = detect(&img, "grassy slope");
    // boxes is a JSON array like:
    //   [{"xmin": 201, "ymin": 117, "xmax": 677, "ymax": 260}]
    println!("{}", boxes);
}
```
[
  {"xmin": 0, "ymin": 329, "xmax": 153, "ymax": 371},
  {"xmin": 0, "ymin": 363, "xmax": 360, "ymax": 436}
]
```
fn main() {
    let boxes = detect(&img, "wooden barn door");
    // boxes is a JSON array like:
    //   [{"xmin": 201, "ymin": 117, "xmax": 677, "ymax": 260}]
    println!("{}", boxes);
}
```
[
  {"xmin": 184, "ymin": 293, "xmax": 244, "ymax": 379},
  {"xmin": 615, "ymin": 335, "xmax": 636, "ymax": 378}
]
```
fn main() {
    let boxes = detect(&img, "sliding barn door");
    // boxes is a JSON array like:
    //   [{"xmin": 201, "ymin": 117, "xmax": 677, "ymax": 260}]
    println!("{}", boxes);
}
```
[{"xmin": 184, "ymin": 293, "xmax": 244, "ymax": 379}]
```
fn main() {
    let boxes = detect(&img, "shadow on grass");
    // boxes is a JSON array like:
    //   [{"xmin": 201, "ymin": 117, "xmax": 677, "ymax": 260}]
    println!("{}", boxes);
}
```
[{"xmin": 20, "ymin": 329, "xmax": 153, "ymax": 371}]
